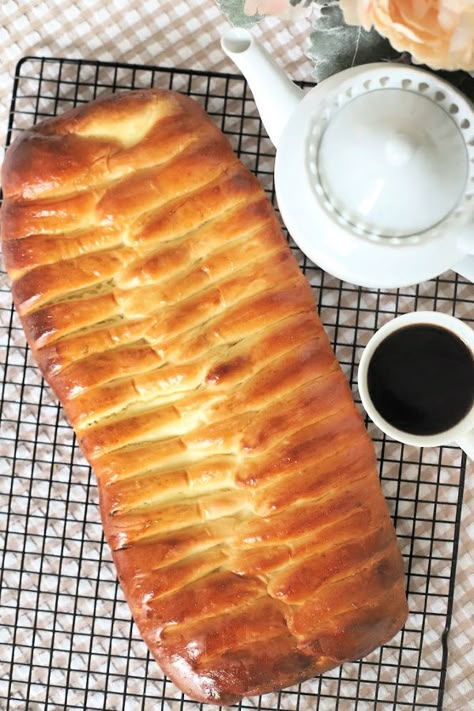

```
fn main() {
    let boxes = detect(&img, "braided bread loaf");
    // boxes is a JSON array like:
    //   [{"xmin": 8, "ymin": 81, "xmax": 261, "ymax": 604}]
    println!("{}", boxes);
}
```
[{"xmin": 1, "ymin": 89, "xmax": 408, "ymax": 704}]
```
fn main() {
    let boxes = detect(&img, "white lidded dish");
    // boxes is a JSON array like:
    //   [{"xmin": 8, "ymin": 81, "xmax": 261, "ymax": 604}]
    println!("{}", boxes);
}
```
[{"xmin": 221, "ymin": 30, "xmax": 474, "ymax": 289}]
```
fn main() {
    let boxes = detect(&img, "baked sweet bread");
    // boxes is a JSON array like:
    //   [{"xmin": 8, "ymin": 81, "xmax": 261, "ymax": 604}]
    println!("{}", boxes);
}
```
[{"xmin": 1, "ymin": 88, "xmax": 408, "ymax": 704}]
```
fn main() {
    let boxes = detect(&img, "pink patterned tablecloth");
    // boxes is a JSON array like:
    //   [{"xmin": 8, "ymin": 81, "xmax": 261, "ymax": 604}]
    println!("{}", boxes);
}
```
[{"xmin": 0, "ymin": 1, "xmax": 473, "ymax": 709}]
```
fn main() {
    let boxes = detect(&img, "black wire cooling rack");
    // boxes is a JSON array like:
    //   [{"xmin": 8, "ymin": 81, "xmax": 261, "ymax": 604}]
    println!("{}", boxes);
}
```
[{"xmin": 1, "ymin": 56, "xmax": 472, "ymax": 711}]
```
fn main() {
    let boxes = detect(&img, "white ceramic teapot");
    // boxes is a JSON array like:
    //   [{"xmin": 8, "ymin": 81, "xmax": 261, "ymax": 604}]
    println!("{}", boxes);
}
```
[{"xmin": 221, "ymin": 29, "xmax": 474, "ymax": 289}]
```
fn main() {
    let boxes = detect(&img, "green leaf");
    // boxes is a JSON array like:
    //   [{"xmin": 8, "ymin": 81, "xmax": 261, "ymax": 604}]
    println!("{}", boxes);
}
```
[
  {"xmin": 307, "ymin": 3, "xmax": 402, "ymax": 81},
  {"xmin": 215, "ymin": 0, "xmax": 263, "ymax": 27}
]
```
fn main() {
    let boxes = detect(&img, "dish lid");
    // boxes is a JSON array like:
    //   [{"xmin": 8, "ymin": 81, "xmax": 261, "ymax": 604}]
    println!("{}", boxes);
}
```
[
  {"xmin": 316, "ymin": 89, "xmax": 468, "ymax": 237},
  {"xmin": 306, "ymin": 67, "xmax": 474, "ymax": 243}
]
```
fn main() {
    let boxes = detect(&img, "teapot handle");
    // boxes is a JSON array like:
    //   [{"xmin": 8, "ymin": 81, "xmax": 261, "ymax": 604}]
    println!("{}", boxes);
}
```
[
  {"xmin": 455, "ymin": 428, "xmax": 474, "ymax": 460},
  {"xmin": 453, "ymin": 224, "xmax": 474, "ymax": 282}
]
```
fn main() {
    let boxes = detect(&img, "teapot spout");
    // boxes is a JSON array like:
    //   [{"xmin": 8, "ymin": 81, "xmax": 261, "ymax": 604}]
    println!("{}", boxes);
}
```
[{"xmin": 221, "ymin": 28, "xmax": 303, "ymax": 148}]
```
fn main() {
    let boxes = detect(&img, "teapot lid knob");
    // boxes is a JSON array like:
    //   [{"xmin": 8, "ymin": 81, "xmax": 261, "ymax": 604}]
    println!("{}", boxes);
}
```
[{"xmin": 385, "ymin": 132, "xmax": 417, "ymax": 167}]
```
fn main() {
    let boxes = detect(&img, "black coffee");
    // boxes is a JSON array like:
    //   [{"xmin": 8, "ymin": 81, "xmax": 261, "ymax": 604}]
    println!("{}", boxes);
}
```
[{"xmin": 367, "ymin": 324, "xmax": 474, "ymax": 436}]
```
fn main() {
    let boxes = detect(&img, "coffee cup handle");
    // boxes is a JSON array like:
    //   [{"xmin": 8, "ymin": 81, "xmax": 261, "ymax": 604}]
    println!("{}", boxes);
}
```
[
  {"xmin": 453, "ymin": 256, "xmax": 474, "ymax": 283},
  {"xmin": 455, "ymin": 429, "xmax": 474, "ymax": 460}
]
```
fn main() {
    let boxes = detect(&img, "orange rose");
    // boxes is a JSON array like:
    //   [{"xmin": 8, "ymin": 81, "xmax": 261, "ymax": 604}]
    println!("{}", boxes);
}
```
[{"xmin": 340, "ymin": 0, "xmax": 474, "ymax": 70}]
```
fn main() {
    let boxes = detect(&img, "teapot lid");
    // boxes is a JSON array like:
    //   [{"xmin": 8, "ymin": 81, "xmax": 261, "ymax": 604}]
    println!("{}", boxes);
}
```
[{"xmin": 313, "ymin": 89, "xmax": 469, "ymax": 238}]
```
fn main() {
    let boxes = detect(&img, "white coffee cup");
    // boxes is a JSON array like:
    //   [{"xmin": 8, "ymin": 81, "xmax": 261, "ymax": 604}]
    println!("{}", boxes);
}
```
[{"xmin": 358, "ymin": 311, "xmax": 474, "ymax": 459}]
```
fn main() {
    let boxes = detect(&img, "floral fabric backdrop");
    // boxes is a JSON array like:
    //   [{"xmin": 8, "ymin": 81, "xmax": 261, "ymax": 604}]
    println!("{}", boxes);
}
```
[{"xmin": 217, "ymin": 0, "xmax": 474, "ymax": 98}]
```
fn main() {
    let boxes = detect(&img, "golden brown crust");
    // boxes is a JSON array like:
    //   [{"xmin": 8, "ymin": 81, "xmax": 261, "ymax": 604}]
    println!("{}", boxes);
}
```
[{"xmin": 1, "ymin": 88, "xmax": 408, "ymax": 704}]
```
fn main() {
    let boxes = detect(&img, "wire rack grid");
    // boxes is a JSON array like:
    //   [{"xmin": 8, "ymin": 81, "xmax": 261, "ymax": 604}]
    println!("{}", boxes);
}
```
[{"xmin": 0, "ymin": 56, "xmax": 472, "ymax": 711}]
